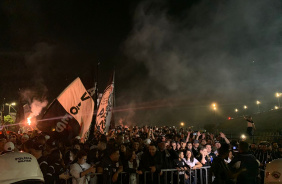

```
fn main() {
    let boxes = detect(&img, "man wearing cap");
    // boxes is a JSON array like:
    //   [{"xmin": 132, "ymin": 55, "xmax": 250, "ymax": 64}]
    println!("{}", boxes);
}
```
[
  {"xmin": 229, "ymin": 141, "xmax": 260, "ymax": 184},
  {"xmin": 138, "ymin": 143, "xmax": 162, "ymax": 184},
  {"xmin": 2, "ymin": 142, "xmax": 15, "ymax": 154},
  {"xmin": 29, "ymin": 138, "xmax": 49, "ymax": 182},
  {"xmin": 192, "ymin": 140, "xmax": 200, "ymax": 157}
]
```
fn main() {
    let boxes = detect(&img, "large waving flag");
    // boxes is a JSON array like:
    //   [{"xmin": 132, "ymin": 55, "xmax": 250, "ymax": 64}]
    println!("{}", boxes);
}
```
[
  {"xmin": 95, "ymin": 75, "xmax": 114, "ymax": 134},
  {"xmin": 37, "ymin": 78, "xmax": 94, "ymax": 140}
]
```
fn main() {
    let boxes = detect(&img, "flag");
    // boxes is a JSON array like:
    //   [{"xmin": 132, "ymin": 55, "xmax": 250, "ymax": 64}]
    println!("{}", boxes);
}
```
[
  {"xmin": 95, "ymin": 75, "xmax": 114, "ymax": 133},
  {"xmin": 37, "ymin": 78, "xmax": 94, "ymax": 141}
]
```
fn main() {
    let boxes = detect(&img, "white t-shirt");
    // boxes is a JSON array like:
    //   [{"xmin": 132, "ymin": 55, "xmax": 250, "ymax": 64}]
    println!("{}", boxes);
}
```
[
  {"xmin": 183, "ymin": 158, "xmax": 199, "ymax": 168},
  {"xmin": 70, "ymin": 162, "xmax": 91, "ymax": 184}
]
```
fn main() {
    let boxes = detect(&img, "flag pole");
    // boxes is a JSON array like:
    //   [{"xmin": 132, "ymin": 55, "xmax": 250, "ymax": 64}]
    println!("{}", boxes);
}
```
[{"xmin": 87, "ymin": 62, "xmax": 100, "ymax": 142}]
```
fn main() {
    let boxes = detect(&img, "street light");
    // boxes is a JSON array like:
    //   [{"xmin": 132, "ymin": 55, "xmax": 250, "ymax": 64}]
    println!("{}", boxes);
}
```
[
  {"xmin": 180, "ymin": 122, "xmax": 185, "ymax": 127},
  {"xmin": 274, "ymin": 106, "xmax": 279, "ymax": 110},
  {"xmin": 243, "ymin": 105, "xmax": 247, "ymax": 116},
  {"xmin": 234, "ymin": 108, "xmax": 238, "ymax": 117},
  {"xmin": 5, "ymin": 102, "xmax": 16, "ymax": 114},
  {"xmin": 256, "ymin": 101, "xmax": 261, "ymax": 112},
  {"xmin": 212, "ymin": 103, "xmax": 217, "ymax": 110},
  {"xmin": 275, "ymin": 93, "xmax": 281, "ymax": 108}
]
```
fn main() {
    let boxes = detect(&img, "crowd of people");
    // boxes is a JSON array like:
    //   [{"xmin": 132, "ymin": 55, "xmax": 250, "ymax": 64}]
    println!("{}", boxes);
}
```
[{"xmin": 0, "ymin": 125, "xmax": 281, "ymax": 184}]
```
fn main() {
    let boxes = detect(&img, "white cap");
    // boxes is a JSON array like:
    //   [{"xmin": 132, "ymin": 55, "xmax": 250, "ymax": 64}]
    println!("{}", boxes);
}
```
[
  {"xmin": 22, "ymin": 134, "xmax": 29, "ymax": 139},
  {"xmin": 45, "ymin": 135, "xmax": 50, "ymax": 140},
  {"xmin": 4, "ymin": 142, "xmax": 14, "ymax": 152},
  {"xmin": 0, "ymin": 152, "xmax": 44, "ymax": 184},
  {"xmin": 144, "ymin": 138, "xmax": 151, "ymax": 145}
]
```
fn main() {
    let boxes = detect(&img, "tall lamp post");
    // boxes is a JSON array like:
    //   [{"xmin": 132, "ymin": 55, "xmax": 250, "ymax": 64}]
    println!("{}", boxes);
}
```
[
  {"xmin": 243, "ymin": 105, "xmax": 247, "ymax": 116},
  {"xmin": 276, "ymin": 93, "xmax": 281, "ymax": 108},
  {"xmin": 5, "ymin": 102, "xmax": 16, "ymax": 115},
  {"xmin": 235, "ymin": 108, "xmax": 238, "ymax": 117},
  {"xmin": 211, "ymin": 103, "xmax": 217, "ymax": 122},
  {"xmin": 256, "ymin": 101, "xmax": 260, "ymax": 112}
]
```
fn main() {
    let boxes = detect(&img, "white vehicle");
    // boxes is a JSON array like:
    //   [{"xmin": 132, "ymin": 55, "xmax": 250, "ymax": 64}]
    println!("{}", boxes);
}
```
[
  {"xmin": 0, "ymin": 151, "xmax": 44, "ymax": 184},
  {"xmin": 265, "ymin": 158, "xmax": 282, "ymax": 184}
]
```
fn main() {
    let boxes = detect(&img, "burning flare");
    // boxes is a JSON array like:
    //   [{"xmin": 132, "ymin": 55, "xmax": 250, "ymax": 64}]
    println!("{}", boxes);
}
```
[{"xmin": 27, "ymin": 117, "xmax": 31, "ymax": 126}]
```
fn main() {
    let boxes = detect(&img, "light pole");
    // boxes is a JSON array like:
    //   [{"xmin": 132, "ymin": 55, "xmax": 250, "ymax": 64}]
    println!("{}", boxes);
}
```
[
  {"xmin": 243, "ymin": 105, "xmax": 247, "ymax": 116},
  {"xmin": 276, "ymin": 93, "xmax": 281, "ymax": 108},
  {"xmin": 235, "ymin": 108, "xmax": 238, "ymax": 117},
  {"xmin": 211, "ymin": 103, "xmax": 217, "ymax": 122},
  {"xmin": 256, "ymin": 101, "xmax": 260, "ymax": 112},
  {"xmin": 5, "ymin": 102, "xmax": 16, "ymax": 114}
]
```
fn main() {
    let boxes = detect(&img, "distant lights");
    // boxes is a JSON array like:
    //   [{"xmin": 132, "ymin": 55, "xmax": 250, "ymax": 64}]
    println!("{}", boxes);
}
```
[
  {"xmin": 212, "ymin": 103, "xmax": 217, "ymax": 110},
  {"xmin": 256, "ymin": 100, "xmax": 261, "ymax": 105},
  {"xmin": 274, "ymin": 106, "xmax": 279, "ymax": 110},
  {"xmin": 243, "ymin": 105, "xmax": 247, "ymax": 109}
]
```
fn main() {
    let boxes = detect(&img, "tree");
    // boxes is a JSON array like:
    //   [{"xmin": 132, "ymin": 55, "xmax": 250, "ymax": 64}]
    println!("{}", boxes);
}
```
[{"xmin": 4, "ymin": 115, "xmax": 14, "ymax": 124}]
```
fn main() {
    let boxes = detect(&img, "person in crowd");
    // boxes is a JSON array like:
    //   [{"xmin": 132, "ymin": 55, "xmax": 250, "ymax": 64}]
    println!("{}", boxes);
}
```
[
  {"xmin": 183, "ymin": 149, "xmax": 202, "ymax": 169},
  {"xmin": 123, "ymin": 149, "xmax": 140, "ymax": 184},
  {"xmin": 159, "ymin": 141, "xmax": 175, "ymax": 169},
  {"xmin": 244, "ymin": 116, "xmax": 256, "ymax": 140},
  {"xmin": 64, "ymin": 142, "xmax": 81, "ymax": 166},
  {"xmin": 138, "ymin": 143, "xmax": 162, "ymax": 184},
  {"xmin": 196, "ymin": 147, "xmax": 211, "ymax": 166},
  {"xmin": 173, "ymin": 150, "xmax": 189, "ymax": 184},
  {"xmin": 192, "ymin": 140, "xmax": 200, "ymax": 157},
  {"xmin": 229, "ymin": 141, "xmax": 260, "ymax": 184},
  {"xmin": 97, "ymin": 147, "xmax": 123, "ymax": 184},
  {"xmin": 214, "ymin": 141, "xmax": 221, "ymax": 155},
  {"xmin": 88, "ymin": 140, "xmax": 107, "ymax": 166},
  {"xmin": 224, "ymin": 150, "xmax": 233, "ymax": 163},
  {"xmin": 211, "ymin": 143, "xmax": 244, "ymax": 184},
  {"xmin": 171, "ymin": 141, "xmax": 177, "ymax": 151},
  {"xmin": 46, "ymin": 149, "xmax": 71, "ymax": 183},
  {"xmin": 180, "ymin": 139, "xmax": 187, "ymax": 152},
  {"xmin": 206, "ymin": 144, "xmax": 216, "ymax": 162},
  {"xmin": 249, "ymin": 143, "xmax": 257, "ymax": 155},
  {"xmin": 2, "ymin": 141, "xmax": 15, "ymax": 154},
  {"xmin": 70, "ymin": 150, "xmax": 96, "ymax": 184},
  {"xmin": 8, "ymin": 133, "xmax": 18, "ymax": 151},
  {"xmin": 254, "ymin": 141, "xmax": 274, "ymax": 183},
  {"xmin": 29, "ymin": 138, "xmax": 49, "ymax": 182}
]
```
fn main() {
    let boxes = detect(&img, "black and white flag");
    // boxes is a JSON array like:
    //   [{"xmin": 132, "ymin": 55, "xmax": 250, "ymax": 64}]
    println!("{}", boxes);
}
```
[{"xmin": 37, "ymin": 78, "xmax": 94, "ymax": 141}]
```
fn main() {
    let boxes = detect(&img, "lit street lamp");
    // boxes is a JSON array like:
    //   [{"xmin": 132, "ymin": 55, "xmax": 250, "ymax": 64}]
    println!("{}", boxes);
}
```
[
  {"xmin": 211, "ymin": 103, "xmax": 217, "ymax": 122},
  {"xmin": 243, "ymin": 105, "xmax": 247, "ymax": 116},
  {"xmin": 180, "ymin": 122, "xmax": 185, "ymax": 127},
  {"xmin": 212, "ymin": 103, "xmax": 217, "ymax": 110},
  {"xmin": 256, "ymin": 100, "xmax": 260, "ymax": 112},
  {"xmin": 276, "ymin": 93, "xmax": 282, "ymax": 108},
  {"xmin": 274, "ymin": 106, "xmax": 279, "ymax": 110},
  {"xmin": 235, "ymin": 108, "xmax": 238, "ymax": 117},
  {"xmin": 5, "ymin": 102, "xmax": 16, "ymax": 114}
]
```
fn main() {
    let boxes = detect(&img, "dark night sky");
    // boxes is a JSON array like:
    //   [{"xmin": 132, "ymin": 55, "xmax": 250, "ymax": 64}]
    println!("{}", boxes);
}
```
[{"xmin": 1, "ymin": 0, "xmax": 282, "ymax": 127}]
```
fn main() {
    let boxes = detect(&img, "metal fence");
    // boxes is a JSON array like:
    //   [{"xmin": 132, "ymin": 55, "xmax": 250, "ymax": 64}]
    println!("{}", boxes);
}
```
[{"xmin": 66, "ymin": 166, "xmax": 212, "ymax": 184}]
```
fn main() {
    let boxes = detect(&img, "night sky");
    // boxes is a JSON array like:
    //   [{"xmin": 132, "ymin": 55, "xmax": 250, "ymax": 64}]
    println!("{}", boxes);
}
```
[{"xmin": 1, "ymin": 0, "xmax": 282, "ymax": 127}]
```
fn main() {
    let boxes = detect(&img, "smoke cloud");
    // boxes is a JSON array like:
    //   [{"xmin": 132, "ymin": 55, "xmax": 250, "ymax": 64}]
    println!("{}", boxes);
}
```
[
  {"xmin": 121, "ymin": 0, "xmax": 282, "ymax": 125},
  {"xmin": 29, "ymin": 99, "xmax": 48, "ymax": 118}
]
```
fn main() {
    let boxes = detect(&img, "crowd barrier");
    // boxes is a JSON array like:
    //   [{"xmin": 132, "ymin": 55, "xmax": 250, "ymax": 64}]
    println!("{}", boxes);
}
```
[{"xmin": 62, "ymin": 166, "xmax": 212, "ymax": 184}]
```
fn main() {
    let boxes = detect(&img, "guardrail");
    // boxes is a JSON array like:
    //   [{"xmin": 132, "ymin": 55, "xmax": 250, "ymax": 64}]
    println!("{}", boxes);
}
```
[{"xmin": 69, "ymin": 166, "xmax": 211, "ymax": 184}]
